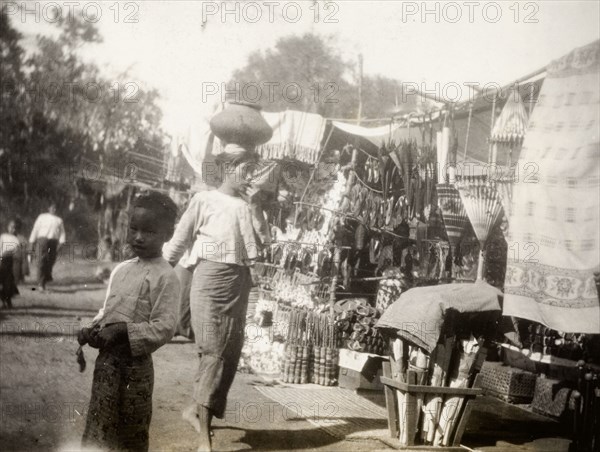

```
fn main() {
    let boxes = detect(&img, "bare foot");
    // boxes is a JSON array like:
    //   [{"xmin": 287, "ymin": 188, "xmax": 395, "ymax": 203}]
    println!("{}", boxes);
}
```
[
  {"xmin": 182, "ymin": 405, "xmax": 201, "ymax": 433},
  {"xmin": 197, "ymin": 433, "xmax": 211, "ymax": 452}
]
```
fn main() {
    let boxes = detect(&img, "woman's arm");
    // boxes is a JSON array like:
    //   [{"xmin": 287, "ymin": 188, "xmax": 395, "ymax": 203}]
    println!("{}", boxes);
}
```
[{"xmin": 162, "ymin": 194, "xmax": 202, "ymax": 265}]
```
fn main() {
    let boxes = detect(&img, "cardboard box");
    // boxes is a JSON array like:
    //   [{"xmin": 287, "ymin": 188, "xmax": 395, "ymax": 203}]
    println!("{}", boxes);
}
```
[{"xmin": 338, "ymin": 349, "xmax": 387, "ymax": 391}]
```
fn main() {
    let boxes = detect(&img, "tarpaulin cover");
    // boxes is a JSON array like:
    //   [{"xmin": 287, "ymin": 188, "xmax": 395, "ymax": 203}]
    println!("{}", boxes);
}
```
[{"xmin": 376, "ymin": 281, "xmax": 502, "ymax": 352}]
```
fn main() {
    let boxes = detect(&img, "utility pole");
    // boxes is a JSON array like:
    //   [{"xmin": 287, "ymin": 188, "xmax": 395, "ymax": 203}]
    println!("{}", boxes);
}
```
[{"xmin": 357, "ymin": 53, "xmax": 363, "ymax": 125}]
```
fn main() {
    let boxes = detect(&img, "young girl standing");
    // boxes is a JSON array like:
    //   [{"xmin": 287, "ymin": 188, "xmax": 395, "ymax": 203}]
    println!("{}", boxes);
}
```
[{"xmin": 78, "ymin": 191, "xmax": 181, "ymax": 451}]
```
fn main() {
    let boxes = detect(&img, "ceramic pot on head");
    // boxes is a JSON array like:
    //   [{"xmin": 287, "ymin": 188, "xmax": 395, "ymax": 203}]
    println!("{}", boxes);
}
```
[{"xmin": 210, "ymin": 101, "xmax": 273, "ymax": 148}]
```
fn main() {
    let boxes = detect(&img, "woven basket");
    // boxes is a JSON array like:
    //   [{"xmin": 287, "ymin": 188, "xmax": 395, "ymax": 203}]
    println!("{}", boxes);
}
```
[
  {"xmin": 479, "ymin": 362, "xmax": 537, "ymax": 403},
  {"xmin": 531, "ymin": 377, "xmax": 574, "ymax": 418}
]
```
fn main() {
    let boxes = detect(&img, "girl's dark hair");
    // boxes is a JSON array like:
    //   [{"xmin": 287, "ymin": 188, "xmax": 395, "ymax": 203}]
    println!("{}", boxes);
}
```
[
  {"xmin": 12, "ymin": 218, "xmax": 23, "ymax": 234},
  {"xmin": 133, "ymin": 190, "xmax": 178, "ymax": 230}
]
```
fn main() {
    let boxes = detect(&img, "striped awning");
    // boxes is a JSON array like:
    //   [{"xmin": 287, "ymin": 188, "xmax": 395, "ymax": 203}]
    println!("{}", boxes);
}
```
[{"xmin": 491, "ymin": 88, "xmax": 529, "ymax": 142}]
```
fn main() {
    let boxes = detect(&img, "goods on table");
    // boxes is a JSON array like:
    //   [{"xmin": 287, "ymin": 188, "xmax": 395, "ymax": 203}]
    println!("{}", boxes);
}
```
[
  {"xmin": 531, "ymin": 377, "xmax": 574, "ymax": 418},
  {"xmin": 571, "ymin": 362, "xmax": 600, "ymax": 452},
  {"xmin": 478, "ymin": 361, "xmax": 537, "ymax": 403},
  {"xmin": 281, "ymin": 308, "xmax": 339, "ymax": 386},
  {"xmin": 335, "ymin": 302, "xmax": 387, "ymax": 355}
]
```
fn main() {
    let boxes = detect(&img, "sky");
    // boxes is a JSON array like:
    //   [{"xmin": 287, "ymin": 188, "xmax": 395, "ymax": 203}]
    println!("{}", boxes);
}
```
[{"xmin": 8, "ymin": 1, "xmax": 600, "ymax": 137}]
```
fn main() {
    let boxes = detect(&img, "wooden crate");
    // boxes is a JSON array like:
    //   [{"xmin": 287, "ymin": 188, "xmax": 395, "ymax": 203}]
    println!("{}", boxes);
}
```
[
  {"xmin": 380, "ymin": 363, "xmax": 481, "ymax": 448},
  {"xmin": 478, "ymin": 361, "xmax": 536, "ymax": 403}
]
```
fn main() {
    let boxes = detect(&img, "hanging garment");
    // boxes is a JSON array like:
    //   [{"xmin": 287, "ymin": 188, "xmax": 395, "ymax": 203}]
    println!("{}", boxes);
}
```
[{"xmin": 503, "ymin": 40, "xmax": 600, "ymax": 334}]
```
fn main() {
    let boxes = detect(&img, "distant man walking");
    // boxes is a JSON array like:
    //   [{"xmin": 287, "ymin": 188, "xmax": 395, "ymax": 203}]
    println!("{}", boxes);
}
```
[{"xmin": 29, "ymin": 202, "xmax": 66, "ymax": 291}]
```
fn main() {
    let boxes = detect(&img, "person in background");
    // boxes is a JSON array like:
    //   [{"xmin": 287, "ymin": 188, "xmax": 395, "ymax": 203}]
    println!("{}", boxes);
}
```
[
  {"xmin": 11, "ymin": 218, "xmax": 29, "ymax": 284},
  {"xmin": 0, "ymin": 219, "xmax": 21, "ymax": 308},
  {"xmin": 78, "ymin": 190, "xmax": 181, "ymax": 451},
  {"xmin": 163, "ymin": 148, "xmax": 270, "ymax": 452},
  {"xmin": 29, "ymin": 202, "xmax": 66, "ymax": 291}
]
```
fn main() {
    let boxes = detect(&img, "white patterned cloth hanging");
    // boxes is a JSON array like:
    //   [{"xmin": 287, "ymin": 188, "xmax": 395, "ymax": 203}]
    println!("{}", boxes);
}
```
[{"xmin": 503, "ymin": 40, "xmax": 600, "ymax": 334}]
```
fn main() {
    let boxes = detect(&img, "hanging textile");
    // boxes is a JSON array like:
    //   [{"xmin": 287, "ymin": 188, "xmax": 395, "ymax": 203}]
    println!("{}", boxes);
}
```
[
  {"xmin": 503, "ymin": 40, "xmax": 600, "ymax": 334},
  {"xmin": 436, "ymin": 183, "xmax": 469, "ymax": 250}
]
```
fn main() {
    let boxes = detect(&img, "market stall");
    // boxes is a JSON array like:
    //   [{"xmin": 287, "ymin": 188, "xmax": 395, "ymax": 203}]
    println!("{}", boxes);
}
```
[{"xmin": 177, "ymin": 41, "xmax": 599, "ymax": 448}]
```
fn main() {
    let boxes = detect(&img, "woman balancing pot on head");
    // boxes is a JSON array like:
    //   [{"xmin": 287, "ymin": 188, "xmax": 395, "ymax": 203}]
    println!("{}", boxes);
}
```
[{"xmin": 163, "ymin": 101, "xmax": 272, "ymax": 451}]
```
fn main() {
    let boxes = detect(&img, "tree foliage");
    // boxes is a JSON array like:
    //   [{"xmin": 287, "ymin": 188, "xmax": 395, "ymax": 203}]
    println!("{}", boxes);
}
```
[
  {"xmin": 231, "ymin": 32, "xmax": 416, "ymax": 119},
  {"xmin": 0, "ymin": 10, "xmax": 166, "ymax": 241}
]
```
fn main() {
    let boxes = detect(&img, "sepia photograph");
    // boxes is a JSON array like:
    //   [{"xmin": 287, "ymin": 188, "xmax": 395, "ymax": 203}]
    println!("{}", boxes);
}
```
[{"xmin": 0, "ymin": 1, "xmax": 599, "ymax": 451}]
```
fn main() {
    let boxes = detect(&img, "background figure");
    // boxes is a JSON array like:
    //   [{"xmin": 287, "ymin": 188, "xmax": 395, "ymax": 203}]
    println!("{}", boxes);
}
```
[
  {"xmin": 0, "ymin": 220, "xmax": 21, "ymax": 308},
  {"xmin": 29, "ymin": 202, "xmax": 66, "ymax": 291},
  {"xmin": 11, "ymin": 218, "xmax": 30, "ymax": 284}
]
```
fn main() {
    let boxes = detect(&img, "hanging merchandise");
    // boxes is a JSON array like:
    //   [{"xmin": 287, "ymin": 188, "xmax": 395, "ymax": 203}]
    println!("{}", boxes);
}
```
[
  {"xmin": 455, "ymin": 177, "xmax": 504, "ymax": 281},
  {"xmin": 436, "ymin": 183, "xmax": 470, "ymax": 271},
  {"xmin": 490, "ymin": 87, "xmax": 529, "ymax": 167},
  {"xmin": 399, "ymin": 141, "xmax": 414, "ymax": 210},
  {"xmin": 375, "ymin": 267, "xmax": 409, "ymax": 311},
  {"xmin": 436, "ymin": 130, "xmax": 448, "ymax": 184},
  {"xmin": 491, "ymin": 175, "xmax": 514, "ymax": 238}
]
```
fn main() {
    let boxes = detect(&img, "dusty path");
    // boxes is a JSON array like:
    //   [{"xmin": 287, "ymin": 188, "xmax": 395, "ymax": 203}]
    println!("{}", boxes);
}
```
[
  {"xmin": 0, "ymin": 259, "xmax": 569, "ymax": 451},
  {"xmin": 0, "ymin": 260, "xmax": 392, "ymax": 451}
]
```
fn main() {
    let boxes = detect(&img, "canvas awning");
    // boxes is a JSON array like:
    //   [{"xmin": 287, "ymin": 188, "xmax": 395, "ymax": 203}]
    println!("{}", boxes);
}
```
[{"xmin": 332, "ymin": 120, "xmax": 423, "ymax": 148}]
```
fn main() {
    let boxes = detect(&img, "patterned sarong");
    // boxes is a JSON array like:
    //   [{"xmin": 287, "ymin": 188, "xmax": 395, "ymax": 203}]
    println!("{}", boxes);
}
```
[
  {"xmin": 503, "ymin": 40, "xmax": 600, "ymax": 333},
  {"xmin": 82, "ymin": 349, "xmax": 154, "ymax": 451},
  {"xmin": 189, "ymin": 260, "xmax": 251, "ymax": 418}
]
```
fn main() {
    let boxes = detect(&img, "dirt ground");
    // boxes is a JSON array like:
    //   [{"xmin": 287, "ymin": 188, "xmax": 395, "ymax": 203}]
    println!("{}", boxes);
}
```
[
  {"xmin": 1, "ymin": 258, "xmax": 574, "ymax": 452},
  {"xmin": 0, "ymin": 259, "xmax": 395, "ymax": 452}
]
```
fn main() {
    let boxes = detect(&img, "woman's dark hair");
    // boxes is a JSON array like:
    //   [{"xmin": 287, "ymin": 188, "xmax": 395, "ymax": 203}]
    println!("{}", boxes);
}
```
[
  {"xmin": 132, "ymin": 190, "xmax": 178, "ymax": 231},
  {"xmin": 213, "ymin": 150, "xmax": 260, "ymax": 184},
  {"xmin": 214, "ymin": 150, "xmax": 259, "ymax": 168}
]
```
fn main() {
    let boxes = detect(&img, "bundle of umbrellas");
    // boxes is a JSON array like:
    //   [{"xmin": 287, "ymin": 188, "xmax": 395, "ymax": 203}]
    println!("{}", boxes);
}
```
[
  {"xmin": 281, "ymin": 308, "xmax": 339, "ymax": 386},
  {"xmin": 389, "ymin": 334, "xmax": 484, "ymax": 447}
]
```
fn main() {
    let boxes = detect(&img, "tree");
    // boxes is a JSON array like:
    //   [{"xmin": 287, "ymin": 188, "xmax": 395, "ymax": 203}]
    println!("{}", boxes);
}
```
[
  {"xmin": 231, "ymin": 33, "xmax": 354, "ymax": 117},
  {"xmin": 230, "ymin": 32, "xmax": 416, "ymax": 120},
  {"xmin": 0, "ymin": 9, "xmax": 28, "ymax": 194},
  {"xmin": 0, "ymin": 9, "xmax": 168, "ymax": 248}
]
